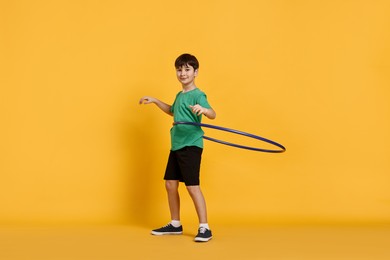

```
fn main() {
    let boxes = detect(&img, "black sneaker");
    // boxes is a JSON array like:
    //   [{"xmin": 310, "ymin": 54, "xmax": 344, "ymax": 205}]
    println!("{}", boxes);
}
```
[
  {"xmin": 151, "ymin": 223, "xmax": 183, "ymax": 235},
  {"xmin": 194, "ymin": 227, "xmax": 212, "ymax": 242}
]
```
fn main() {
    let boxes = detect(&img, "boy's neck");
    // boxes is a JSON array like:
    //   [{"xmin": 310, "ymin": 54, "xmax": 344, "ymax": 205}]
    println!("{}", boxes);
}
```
[{"xmin": 182, "ymin": 83, "xmax": 197, "ymax": 93}]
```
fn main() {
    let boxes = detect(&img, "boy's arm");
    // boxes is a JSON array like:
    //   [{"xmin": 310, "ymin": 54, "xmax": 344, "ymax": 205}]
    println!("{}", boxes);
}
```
[
  {"xmin": 139, "ymin": 96, "xmax": 173, "ymax": 116},
  {"xmin": 189, "ymin": 105, "xmax": 216, "ymax": 120},
  {"xmin": 204, "ymin": 107, "xmax": 216, "ymax": 119}
]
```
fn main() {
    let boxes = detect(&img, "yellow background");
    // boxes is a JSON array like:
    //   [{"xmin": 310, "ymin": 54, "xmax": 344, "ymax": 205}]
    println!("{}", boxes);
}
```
[{"xmin": 1, "ymin": 0, "xmax": 389, "ymax": 226}]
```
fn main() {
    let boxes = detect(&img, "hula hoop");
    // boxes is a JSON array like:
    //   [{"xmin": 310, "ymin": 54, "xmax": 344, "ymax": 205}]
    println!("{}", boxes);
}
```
[{"xmin": 173, "ymin": 121, "xmax": 286, "ymax": 153}]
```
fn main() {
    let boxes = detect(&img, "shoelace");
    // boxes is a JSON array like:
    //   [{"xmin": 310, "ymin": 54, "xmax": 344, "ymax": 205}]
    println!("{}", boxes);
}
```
[{"xmin": 198, "ymin": 227, "xmax": 207, "ymax": 234}]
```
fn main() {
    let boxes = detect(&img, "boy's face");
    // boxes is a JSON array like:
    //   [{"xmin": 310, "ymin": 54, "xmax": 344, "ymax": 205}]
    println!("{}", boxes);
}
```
[{"xmin": 176, "ymin": 64, "xmax": 198, "ymax": 86}]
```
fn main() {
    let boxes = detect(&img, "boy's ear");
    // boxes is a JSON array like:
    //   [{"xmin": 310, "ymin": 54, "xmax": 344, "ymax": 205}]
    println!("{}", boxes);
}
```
[{"xmin": 194, "ymin": 69, "xmax": 199, "ymax": 77}]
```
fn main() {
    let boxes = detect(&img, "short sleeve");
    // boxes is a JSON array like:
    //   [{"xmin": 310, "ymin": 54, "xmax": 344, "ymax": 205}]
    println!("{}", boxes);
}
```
[
  {"xmin": 170, "ymin": 91, "xmax": 180, "ymax": 113},
  {"xmin": 197, "ymin": 93, "xmax": 211, "ymax": 109}
]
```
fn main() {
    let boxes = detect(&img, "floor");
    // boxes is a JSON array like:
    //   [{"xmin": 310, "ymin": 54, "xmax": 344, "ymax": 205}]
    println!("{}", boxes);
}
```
[{"xmin": 1, "ymin": 224, "xmax": 389, "ymax": 260}]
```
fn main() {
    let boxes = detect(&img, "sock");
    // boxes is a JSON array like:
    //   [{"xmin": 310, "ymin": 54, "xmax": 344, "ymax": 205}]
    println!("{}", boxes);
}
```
[
  {"xmin": 171, "ymin": 220, "xmax": 181, "ymax": 227},
  {"xmin": 199, "ymin": 223, "xmax": 209, "ymax": 229}
]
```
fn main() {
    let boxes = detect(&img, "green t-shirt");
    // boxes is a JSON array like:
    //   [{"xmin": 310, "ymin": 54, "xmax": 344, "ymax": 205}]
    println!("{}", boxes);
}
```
[{"xmin": 170, "ymin": 88, "xmax": 212, "ymax": 151}]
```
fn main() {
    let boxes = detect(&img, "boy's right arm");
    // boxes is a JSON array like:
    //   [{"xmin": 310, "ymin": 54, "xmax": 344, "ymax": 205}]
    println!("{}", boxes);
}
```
[{"xmin": 139, "ymin": 96, "xmax": 173, "ymax": 116}]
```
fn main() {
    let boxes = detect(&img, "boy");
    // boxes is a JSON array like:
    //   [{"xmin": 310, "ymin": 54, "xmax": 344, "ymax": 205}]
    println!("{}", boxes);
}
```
[{"xmin": 139, "ymin": 53, "xmax": 216, "ymax": 242}]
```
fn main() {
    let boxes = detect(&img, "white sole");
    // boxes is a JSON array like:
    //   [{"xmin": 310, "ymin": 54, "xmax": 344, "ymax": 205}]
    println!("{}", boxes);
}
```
[
  {"xmin": 194, "ymin": 236, "xmax": 212, "ymax": 242},
  {"xmin": 151, "ymin": 231, "xmax": 183, "ymax": 236}
]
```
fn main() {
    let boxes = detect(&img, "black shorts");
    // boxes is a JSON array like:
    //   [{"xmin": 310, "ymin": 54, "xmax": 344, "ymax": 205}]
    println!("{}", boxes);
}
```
[{"xmin": 164, "ymin": 146, "xmax": 203, "ymax": 186}]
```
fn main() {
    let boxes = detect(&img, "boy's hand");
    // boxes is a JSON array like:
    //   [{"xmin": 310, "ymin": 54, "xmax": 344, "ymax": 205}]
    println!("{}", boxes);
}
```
[
  {"xmin": 189, "ymin": 104, "xmax": 206, "ymax": 116},
  {"xmin": 139, "ymin": 96, "xmax": 155, "ymax": 104}
]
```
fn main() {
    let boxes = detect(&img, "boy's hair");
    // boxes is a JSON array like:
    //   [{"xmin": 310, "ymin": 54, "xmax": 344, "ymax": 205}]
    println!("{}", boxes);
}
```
[{"xmin": 175, "ymin": 53, "xmax": 199, "ymax": 70}]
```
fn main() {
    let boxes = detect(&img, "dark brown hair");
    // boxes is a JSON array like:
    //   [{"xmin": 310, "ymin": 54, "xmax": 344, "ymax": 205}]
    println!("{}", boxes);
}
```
[{"xmin": 174, "ymin": 53, "xmax": 199, "ymax": 70}]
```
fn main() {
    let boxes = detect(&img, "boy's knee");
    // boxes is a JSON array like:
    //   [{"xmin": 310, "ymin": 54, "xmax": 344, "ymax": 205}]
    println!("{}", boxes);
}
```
[
  {"xmin": 165, "ymin": 180, "xmax": 179, "ymax": 191},
  {"xmin": 186, "ymin": 185, "xmax": 200, "ymax": 195}
]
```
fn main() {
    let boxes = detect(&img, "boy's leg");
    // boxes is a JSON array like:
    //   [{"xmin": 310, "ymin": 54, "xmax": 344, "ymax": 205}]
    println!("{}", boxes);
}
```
[
  {"xmin": 187, "ymin": 185, "xmax": 212, "ymax": 242},
  {"xmin": 151, "ymin": 180, "xmax": 182, "ymax": 235},
  {"xmin": 166, "ymin": 180, "xmax": 180, "ymax": 221},
  {"xmin": 186, "ymin": 185, "xmax": 207, "ymax": 223}
]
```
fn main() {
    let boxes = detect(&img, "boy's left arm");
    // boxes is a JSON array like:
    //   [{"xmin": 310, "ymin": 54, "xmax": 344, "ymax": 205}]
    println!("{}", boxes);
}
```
[{"xmin": 189, "ymin": 105, "xmax": 216, "ymax": 119}]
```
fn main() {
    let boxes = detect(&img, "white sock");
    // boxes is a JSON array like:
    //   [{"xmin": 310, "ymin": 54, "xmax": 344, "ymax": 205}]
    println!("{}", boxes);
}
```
[
  {"xmin": 171, "ymin": 220, "xmax": 181, "ymax": 227},
  {"xmin": 199, "ymin": 223, "xmax": 209, "ymax": 229}
]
